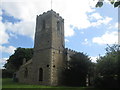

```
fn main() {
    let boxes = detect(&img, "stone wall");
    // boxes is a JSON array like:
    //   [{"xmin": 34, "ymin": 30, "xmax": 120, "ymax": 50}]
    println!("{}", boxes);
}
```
[
  {"xmin": 32, "ymin": 49, "xmax": 52, "ymax": 85},
  {"xmin": 16, "ymin": 59, "xmax": 32, "ymax": 84},
  {"xmin": 65, "ymin": 48, "xmax": 78, "ymax": 61}
]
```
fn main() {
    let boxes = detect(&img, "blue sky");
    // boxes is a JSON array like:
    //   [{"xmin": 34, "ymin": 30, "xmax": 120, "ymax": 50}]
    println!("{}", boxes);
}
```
[{"xmin": 0, "ymin": 0, "xmax": 118, "ymax": 68}]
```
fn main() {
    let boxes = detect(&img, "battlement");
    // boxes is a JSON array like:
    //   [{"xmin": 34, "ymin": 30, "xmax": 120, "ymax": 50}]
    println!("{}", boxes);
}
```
[
  {"xmin": 37, "ymin": 10, "xmax": 63, "ymax": 20},
  {"xmin": 65, "ymin": 48, "xmax": 78, "ymax": 54}
]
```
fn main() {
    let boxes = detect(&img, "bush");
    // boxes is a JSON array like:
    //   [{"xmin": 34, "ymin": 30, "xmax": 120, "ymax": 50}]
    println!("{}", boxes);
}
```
[
  {"xmin": 2, "ymin": 69, "xmax": 13, "ymax": 78},
  {"xmin": 94, "ymin": 76, "xmax": 119, "ymax": 88}
]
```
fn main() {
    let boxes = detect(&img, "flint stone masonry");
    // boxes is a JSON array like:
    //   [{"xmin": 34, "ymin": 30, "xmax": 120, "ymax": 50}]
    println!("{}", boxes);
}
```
[{"xmin": 16, "ymin": 10, "xmax": 77, "ymax": 86}]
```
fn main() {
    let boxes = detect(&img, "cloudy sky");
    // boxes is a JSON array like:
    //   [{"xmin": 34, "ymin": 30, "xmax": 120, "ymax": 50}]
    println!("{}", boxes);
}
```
[{"xmin": 0, "ymin": 0, "xmax": 118, "ymax": 68}]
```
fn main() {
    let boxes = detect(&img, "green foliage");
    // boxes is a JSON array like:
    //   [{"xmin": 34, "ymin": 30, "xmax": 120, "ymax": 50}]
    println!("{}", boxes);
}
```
[
  {"xmin": 96, "ymin": 0, "xmax": 120, "ymax": 8},
  {"xmin": 4, "ymin": 47, "xmax": 33, "ymax": 73},
  {"xmin": 2, "ymin": 69, "xmax": 13, "ymax": 78},
  {"xmin": 94, "ymin": 44, "xmax": 120, "ymax": 88},
  {"xmin": 110, "ymin": 0, "xmax": 115, "ymax": 4},
  {"xmin": 62, "ymin": 52, "xmax": 92, "ymax": 86},
  {"xmin": 94, "ymin": 76, "xmax": 118, "ymax": 88},
  {"xmin": 96, "ymin": 2, "xmax": 103, "ymax": 7},
  {"xmin": 114, "ymin": 1, "xmax": 120, "ymax": 7}
]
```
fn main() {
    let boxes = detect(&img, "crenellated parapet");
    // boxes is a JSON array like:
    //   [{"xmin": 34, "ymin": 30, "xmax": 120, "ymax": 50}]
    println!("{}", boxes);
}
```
[
  {"xmin": 64, "ymin": 48, "xmax": 79, "ymax": 61},
  {"xmin": 37, "ymin": 10, "xmax": 63, "ymax": 21},
  {"xmin": 65, "ymin": 48, "xmax": 78, "ymax": 55}
]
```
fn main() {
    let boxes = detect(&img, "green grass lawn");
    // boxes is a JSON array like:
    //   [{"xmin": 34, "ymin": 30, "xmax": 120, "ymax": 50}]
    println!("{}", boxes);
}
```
[
  {"xmin": 2, "ymin": 78, "xmax": 105, "ymax": 90},
  {"xmin": 2, "ymin": 78, "xmax": 58, "ymax": 88}
]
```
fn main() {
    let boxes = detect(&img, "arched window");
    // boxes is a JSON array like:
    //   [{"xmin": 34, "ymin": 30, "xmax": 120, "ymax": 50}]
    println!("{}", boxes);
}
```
[
  {"xmin": 42, "ymin": 20, "xmax": 45, "ymax": 30},
  {"xmin": 39, "ymin": 68, "xmax": 43, "ymax": 81},
  {"xmin": 57, "ymin": 21, "xmax": 60, "ymax": 31},
  {"xmin": 24, "ymin": 68, "xmax": 28, "ymax": 78}
]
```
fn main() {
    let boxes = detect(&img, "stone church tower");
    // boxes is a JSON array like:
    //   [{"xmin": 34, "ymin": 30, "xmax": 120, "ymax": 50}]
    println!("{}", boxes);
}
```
[
  {"xmin": 32, "ymin": 10, "xmax": 65, "ymax": 86},
  {"xmin": 16, "ymin": 10, "xmax": 74, "ymax": 86},
  {"xmin": 16, "ymin": 10, "xmax": 79, "ymax": 86}
]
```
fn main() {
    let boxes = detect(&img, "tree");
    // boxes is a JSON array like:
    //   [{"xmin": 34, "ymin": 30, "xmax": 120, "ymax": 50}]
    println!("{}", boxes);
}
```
[
  {"xmin": 4, "ymin": 47, "xmax": 33, "ymax": 74},
  {"xmin": 94, "ymin": 44, "xmax": 120, "ymax": 88},
  {"xmin": 96, "ymin": 0, "xmax": 120, "ymax": 8},
  {"xmin": 62, "ymin": 52, "xmax": 92, "ymax": 86},
  {"xmin": 2, "ymin": 69, "xmax": 13, "ymax": 78}
]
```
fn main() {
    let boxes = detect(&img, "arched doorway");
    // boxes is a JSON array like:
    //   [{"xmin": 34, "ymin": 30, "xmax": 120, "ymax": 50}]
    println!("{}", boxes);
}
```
[
  {"xmin": 24, "ymin": 68, "xmax": 28, "ymax": 78},
  {"xmin": 39, "ymin": 68, "xmax": 43, "ymax": 81}
]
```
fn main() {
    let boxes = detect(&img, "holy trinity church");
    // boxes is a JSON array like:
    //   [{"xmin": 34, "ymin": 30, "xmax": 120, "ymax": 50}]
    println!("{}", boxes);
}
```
[{"xmin": 16, "ymin": 10, "xmax": 77, "ymax": 86}]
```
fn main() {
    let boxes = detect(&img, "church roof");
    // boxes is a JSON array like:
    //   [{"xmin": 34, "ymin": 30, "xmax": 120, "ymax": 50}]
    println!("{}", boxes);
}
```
[{"xmin": 21, "ymin": 59, "xmax": 32, "ymax": 68}]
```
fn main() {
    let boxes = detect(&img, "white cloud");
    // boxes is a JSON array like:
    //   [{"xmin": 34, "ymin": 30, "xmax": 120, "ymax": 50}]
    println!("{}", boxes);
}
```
[
  {"xmin": 89, "ymin": 13, "xmax": 102, "ymax": 20},
  {"xmin": 82, "ymin": 38, "xmax": 89, "ymax": 45},
  {"xmin": 108, "ymin": 22, "xmax": 118, "ymax": 29},
  {"xmin": 0, "ymin": 23, "xmax": 9, "ymax": 45},
  {"xmin": 115, "ymin": 23, "xmax": 118, "ymax": 29},
  {"xmin": 80, "ymin": 31, "xmax": 84, "ymax": 34},
  {"xmin": 9, "ymin": 32, "xmax": 17, "ymax": 39},
  {"xmin": 0, "ymin": 15, "xmax": 9, "ymax": 45},
  {"xmin": 65, "ymin": 23, "xmax": 75, "ymax": 37},
  {"xmin": 5, "ymin": 21, "xmax": 35, "ymax": 39},
  {"xmin": 90, "ymin": 56, "xmax": 98, "ymax": 63},
  {"xmin": 91, "ymin": 17, "xmax": 112, "ymax": 27},
  {"xmin": 92, "ymin": 31, "xmax": 118, "ymax": 45},
  {"xmin": 65, "ymin": 39, "xmax": 69, "ymax": 42},
  {"xmin": 1, "ymin": 1, "xmax": 51, "ymax": 21},
  {"xmin": 0, "ymin": 9, "xmax": 2, "ymax": 15},
  {"xmin": 82, "ymin": 38, "xmax": 92, "ymax": 46},
  {"xmin": 1, "ymin": 0, "xmax": 113, "ymax": 38},
  {"xmin": 0, "ymin": 45, "xmax": 16, "ymax": 54},
  {"xmin": 0, "ymin": 58, "xmax": 8, "ymax": 69},
  {"xmin": 0, "ymin": 9, "xmax": 16, "ymax": 55}
]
